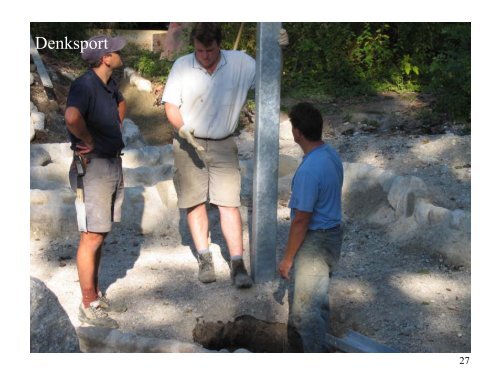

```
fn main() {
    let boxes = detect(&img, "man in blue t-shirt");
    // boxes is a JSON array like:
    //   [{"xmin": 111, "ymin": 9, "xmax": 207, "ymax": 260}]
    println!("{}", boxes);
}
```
[
  {"xmin": 65, "ymin": 35, "xmax": 128, "ymax": 329},
  {"xmin": 278, "ymin": 102, "xmax": 344, "ymax": 352}
]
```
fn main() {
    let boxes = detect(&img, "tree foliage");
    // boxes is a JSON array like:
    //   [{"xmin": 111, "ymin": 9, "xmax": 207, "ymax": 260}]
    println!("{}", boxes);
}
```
[{"xmin": 30, "ymin": 22, "xmax": 470, "ymax": 121}]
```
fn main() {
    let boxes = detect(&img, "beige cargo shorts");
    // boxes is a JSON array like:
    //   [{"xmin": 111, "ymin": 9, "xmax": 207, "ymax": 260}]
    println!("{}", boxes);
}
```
[{"xmin": 172, "ymin": 135, "xmax": 241, "ymax": 209}]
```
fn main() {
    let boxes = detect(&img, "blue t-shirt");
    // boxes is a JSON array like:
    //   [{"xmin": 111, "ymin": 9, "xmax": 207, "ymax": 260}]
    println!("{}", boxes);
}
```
[
  {"xmin": 289, "ymin": 143, "xmax": 343, "ymax": 230},
  {"xmin": 66, "ymin": 69, "xmax": 124, "ymax": 157}
]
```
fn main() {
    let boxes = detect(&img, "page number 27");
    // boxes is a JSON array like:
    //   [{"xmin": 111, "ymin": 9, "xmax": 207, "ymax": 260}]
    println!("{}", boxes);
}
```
[{"xmin": 459, "ymin": 356, "xmax": 470, "ymax": 365}]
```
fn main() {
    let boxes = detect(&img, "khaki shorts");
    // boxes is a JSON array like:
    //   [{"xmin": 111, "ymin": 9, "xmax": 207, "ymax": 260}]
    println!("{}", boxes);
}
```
[
  {"xmin": 173, "ymin": 135, "xmax": 241, "ymax": 209},
  {"xmin": 69, "ymin": 157, "xmax": 124, "ymax": 233}
]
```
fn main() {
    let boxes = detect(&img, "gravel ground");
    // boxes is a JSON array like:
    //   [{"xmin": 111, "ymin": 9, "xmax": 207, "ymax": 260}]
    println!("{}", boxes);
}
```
[
  {"xmin": 30, "ymin": 131, "xmax": 471, "ymax": 353},
  {"xmin": 30, "ymin": 75, "xmax": 471, "ymax": 353}
]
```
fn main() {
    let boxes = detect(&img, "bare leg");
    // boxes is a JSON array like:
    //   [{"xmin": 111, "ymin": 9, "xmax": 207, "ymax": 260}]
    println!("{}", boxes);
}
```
[
  {"xmin": 187, "ymin": 203, "xmax": 209, "ymax": 251},
  {"xmin": 76, "ymin": 231, "xmax": 106, "ymax": 307},
  {"xmin": 219, "ymin": 206, "xmax": 243, "ymax": 256}
]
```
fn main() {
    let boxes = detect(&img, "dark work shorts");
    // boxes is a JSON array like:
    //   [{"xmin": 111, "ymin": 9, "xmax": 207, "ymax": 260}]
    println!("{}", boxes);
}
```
[{"xmin": 69, "ymin": 156, "xmax": 124, "ymax": 233}]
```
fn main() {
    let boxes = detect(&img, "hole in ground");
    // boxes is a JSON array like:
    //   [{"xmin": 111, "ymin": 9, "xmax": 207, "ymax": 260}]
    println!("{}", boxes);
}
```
[{"xmin": 193, "ymin": 315, "xmax": 289, "ymax": 353}]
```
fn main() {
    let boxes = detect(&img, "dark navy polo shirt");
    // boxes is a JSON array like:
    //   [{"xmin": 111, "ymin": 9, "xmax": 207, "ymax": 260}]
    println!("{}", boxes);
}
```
[{"xmin": 66, "ymin": 69, "xmax": 125, "ymax": 156}]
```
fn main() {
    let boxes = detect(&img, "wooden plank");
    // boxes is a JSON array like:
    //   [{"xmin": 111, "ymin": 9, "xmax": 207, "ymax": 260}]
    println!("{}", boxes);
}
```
[
  {"xmin": 326, "ymin": 330, "xmax": 398, "ymax": 353},
  {"xmin": 30, "ymin": 34, "xmax": 56, "ymax": 100}
]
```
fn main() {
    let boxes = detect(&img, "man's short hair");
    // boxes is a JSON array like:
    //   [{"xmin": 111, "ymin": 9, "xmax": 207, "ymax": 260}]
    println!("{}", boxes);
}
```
[
  {"xmin": 289, "ymin": 102, "xmax": 323, "ymax": 141},
  {"xmin": 191, "ymin": 23, "xmax": 222, "ymax": 46}
]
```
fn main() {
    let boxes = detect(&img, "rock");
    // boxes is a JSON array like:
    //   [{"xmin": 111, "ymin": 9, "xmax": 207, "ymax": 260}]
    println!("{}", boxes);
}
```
[
  {"xmin": 135, "ymin": 78, "xmax": 153, "ymax": 92},
  {"xmin": 30, "ymin": 72, "xmax": 35, "ymax": 85},
  {"xmin": 123, "ymin": 165, "xmax": 173, "ymax": 187},
  {"xmin": 30, "ymin": 277, "xmax": 79, "ymax": 352},
  {"xmin": 31, "ymin": 111, "xmax": 45, "ymax": 131},
  {"xmin": 59, "ymin": 69, "xmax": 77, "ymax": 81},
  {"xmin": 30, "ymin": 121, "xmax": 35, "ymax": 141},
  {"xmin": 387, "ymin": 175, "xmax": 428, "ymax": 217},
  {"xmin": 129, "ymin": 73, "xmax": 152, "ymax": 92},
  {"xmin": 342, "ymin": 163, "xmax": 396, "ymax": 218},
  {"xmin": 123, "ymin": 67, "xmax": 136, "ymax": 79},
  {"xmin": 31, "ymin": 143, "xmax": 72, "ymax": 163},
  {"xmin": 30, "ymin": 147, "xmax": 52, "ymax": 166},
  {"xmin": 120, "ymin": 186, "xmax": 180, "ymax": 235},
  {"xmin": 122, "ymin": 146, "xmax": 161, "ymax": 168},
  {"xmin": 122, "ymin": 118, "xmax": 146, "ymax": 148},
  {"xmin": 31, "ymin": 163, "xmax": 71, "ymax": 190},
  {"xmin": 279, "ymin": 119, "xmax": 294, "ymax": 141},
  {"xmin": 158, "ymin": 144, "xmax": 174, "ymax": 164},
  {"xmin": 30, "ymin": 188, "xmax": 77, "ymax": 238},
  {"xmin": 77, "ymin": 326, "xmax": 211, "ymax": 353},
  {"xmin": 156, "ymin": 180, "xmax": 178, "ymax": 208}
]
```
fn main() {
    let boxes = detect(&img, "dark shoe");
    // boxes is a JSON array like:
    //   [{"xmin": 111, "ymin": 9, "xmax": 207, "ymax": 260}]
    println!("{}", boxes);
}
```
[
  {"xmin": 98, "ymin": 292, "xmax": 127, "ymax": 313},
  {"xmin": 78, "ymin": 301, "xmax": 119, "ymax": 329},
  {"xmin": 231, "ymin": 259, "xmax": 253, "ymax": 288},
  {"xmin": 198, "ymin": 252, "xmax": 216, "ymax": 283}
]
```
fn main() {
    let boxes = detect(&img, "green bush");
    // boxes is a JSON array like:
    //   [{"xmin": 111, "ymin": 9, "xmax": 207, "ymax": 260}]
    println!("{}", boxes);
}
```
[
  {"xmin": 30, "ymin": 22, "xmax": 470, "ymax": 122},
  {"xmin": 426, "ymin": 24, "xmax": 471, "ymax": 121},
  {"xmin": 121, "ymin": 45, "xmax": 173, "ymax": 83}
]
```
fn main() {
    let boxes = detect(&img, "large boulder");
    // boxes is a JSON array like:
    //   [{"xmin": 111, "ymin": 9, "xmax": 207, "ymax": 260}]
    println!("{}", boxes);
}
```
[{"xmin": 30, "ymin": 277, "xmax": 79, "ymax": 352}]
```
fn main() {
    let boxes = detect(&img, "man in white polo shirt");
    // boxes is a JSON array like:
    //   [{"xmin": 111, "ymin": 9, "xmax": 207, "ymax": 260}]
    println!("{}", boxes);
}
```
[{"xmin": 163, "ymin": 23, "xmax": 287, "ymax": 288}]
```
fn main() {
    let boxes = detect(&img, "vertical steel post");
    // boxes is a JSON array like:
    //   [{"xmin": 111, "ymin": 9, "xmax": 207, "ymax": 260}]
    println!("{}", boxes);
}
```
[{"xmin": 251, "ymin": 23, "xmax": 282, "ymax": 282}]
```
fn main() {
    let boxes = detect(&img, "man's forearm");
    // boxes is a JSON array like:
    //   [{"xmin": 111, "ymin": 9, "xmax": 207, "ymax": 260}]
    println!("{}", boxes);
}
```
[
  {"xmin": 65, "ymin": 107, "xmax": 93, "ymax": 145},
  {"xmin": 164, "ymin": 103, "xmax": 184, "ymax": 130},
  {"xmin": 283, "ymin": 217, "xmax": 309, "ymax": 263},
  {"xmin": 118, "ymin": 100, "xmax": 126, "ymax": 126}
]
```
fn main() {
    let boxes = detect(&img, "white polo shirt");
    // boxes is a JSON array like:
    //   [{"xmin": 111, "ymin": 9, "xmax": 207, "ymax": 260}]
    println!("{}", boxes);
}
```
[{"xmin": 162, "ymin": 50, "xmax": 255, "ymax": 139}]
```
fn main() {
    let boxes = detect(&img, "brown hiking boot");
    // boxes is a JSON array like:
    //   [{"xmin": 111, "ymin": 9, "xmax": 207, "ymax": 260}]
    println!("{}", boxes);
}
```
[
  {"xmin": 198, "ymin": 252, "xmax": 216, "ymax": 283},
  {"xmin": 231, "ymin": 259, "xmax": 253, "ymax": 288}
]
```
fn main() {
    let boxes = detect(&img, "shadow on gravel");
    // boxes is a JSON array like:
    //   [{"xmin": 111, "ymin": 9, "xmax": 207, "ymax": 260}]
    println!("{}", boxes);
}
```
[{"xmin": 99, "ymin": 187, "xmax": 146, "ymax": 294}]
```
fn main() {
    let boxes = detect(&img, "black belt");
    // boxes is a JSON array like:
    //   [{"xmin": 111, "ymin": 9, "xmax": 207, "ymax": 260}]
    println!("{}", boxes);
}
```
[
  {"xmin": 194, "ymin": 135, "xmax": 232, "ymax": 141},
  {"xmin": 78, "ymin": 151, "xmax": 123, "ymax": 159},
  {"xmin": 309, "ymin": 224, "xmax": 341, "ymax": 232}
]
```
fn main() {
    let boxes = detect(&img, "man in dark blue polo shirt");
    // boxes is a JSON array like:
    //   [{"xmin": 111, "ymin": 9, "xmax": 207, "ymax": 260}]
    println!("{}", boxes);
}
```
[
  {"xmin": 65, "ymin": 35, "xmax": 128, "ymax": 328},
  {"xmin": 278, "ymin": 102, "xmax": 344, "ymax": 352}
]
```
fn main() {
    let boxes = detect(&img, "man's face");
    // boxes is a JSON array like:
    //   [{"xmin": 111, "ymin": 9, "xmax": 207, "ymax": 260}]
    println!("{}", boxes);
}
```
[
  {"xmin": 194, "ymin": 39, "xmax": 221, "ymax": 72},
  {"xmin": 102, "ymin": 51, "xmax": 123, "ymax": 69}
]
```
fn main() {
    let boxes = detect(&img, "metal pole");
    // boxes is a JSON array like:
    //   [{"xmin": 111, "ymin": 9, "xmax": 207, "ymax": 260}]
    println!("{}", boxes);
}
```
[{"xmin": 251, "ymin": 22, "xmax": 282, "ymax": 283}]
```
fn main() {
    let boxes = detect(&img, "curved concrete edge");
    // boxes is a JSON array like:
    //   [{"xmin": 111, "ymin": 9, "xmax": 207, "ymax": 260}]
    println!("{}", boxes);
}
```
[
  {"xmin": 76, "ymin": 326, "xmax": 250, "ymax": 353},
  {"xmin": 342, "ymin": 162, "xmax": 471, "ymax": 267},
  {"xmin": 30, "ymin": 140, "xmax": 470, "ymax": 266}
]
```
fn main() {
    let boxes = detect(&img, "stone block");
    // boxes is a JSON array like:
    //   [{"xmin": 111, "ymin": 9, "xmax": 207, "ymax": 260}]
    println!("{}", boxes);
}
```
[
  {"xmin": 30, "ymin": 147, "xmax": 52, "ymax": 166},
  {"xmin": 76, "ymin": 326, "xmax": 211, "ymax": 353},
  {"xmin": 30, "ymin": 164, "xmax": 70, "ymax": 190},
  {"xmin": 122, "ymin": 146, "xmax": 161, "ymax": 168},
  {"xmin": 30, "ymin": 121, "xmax": 35, "ymax": 141},
  {"xmin": 279, "ymin": 119, "xmax": 294, "ymax": 141},
  {"xmin": 387, "ymin": 175, "xmax": 428, "ymax": 217},
  {"xmin": 121, "ymin": 186, "xmax": 180, "ymax": 235},
  {"xmin": 122, "ymin": 119, "xmax": 146, "ymax": 148},
  {"xmin": 31, "ymin": 111, "xmax": 45, "ymax": 131},
  {"xmin": 156, "ymin": 180, "xmax": 178, "ymax": 208}
]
